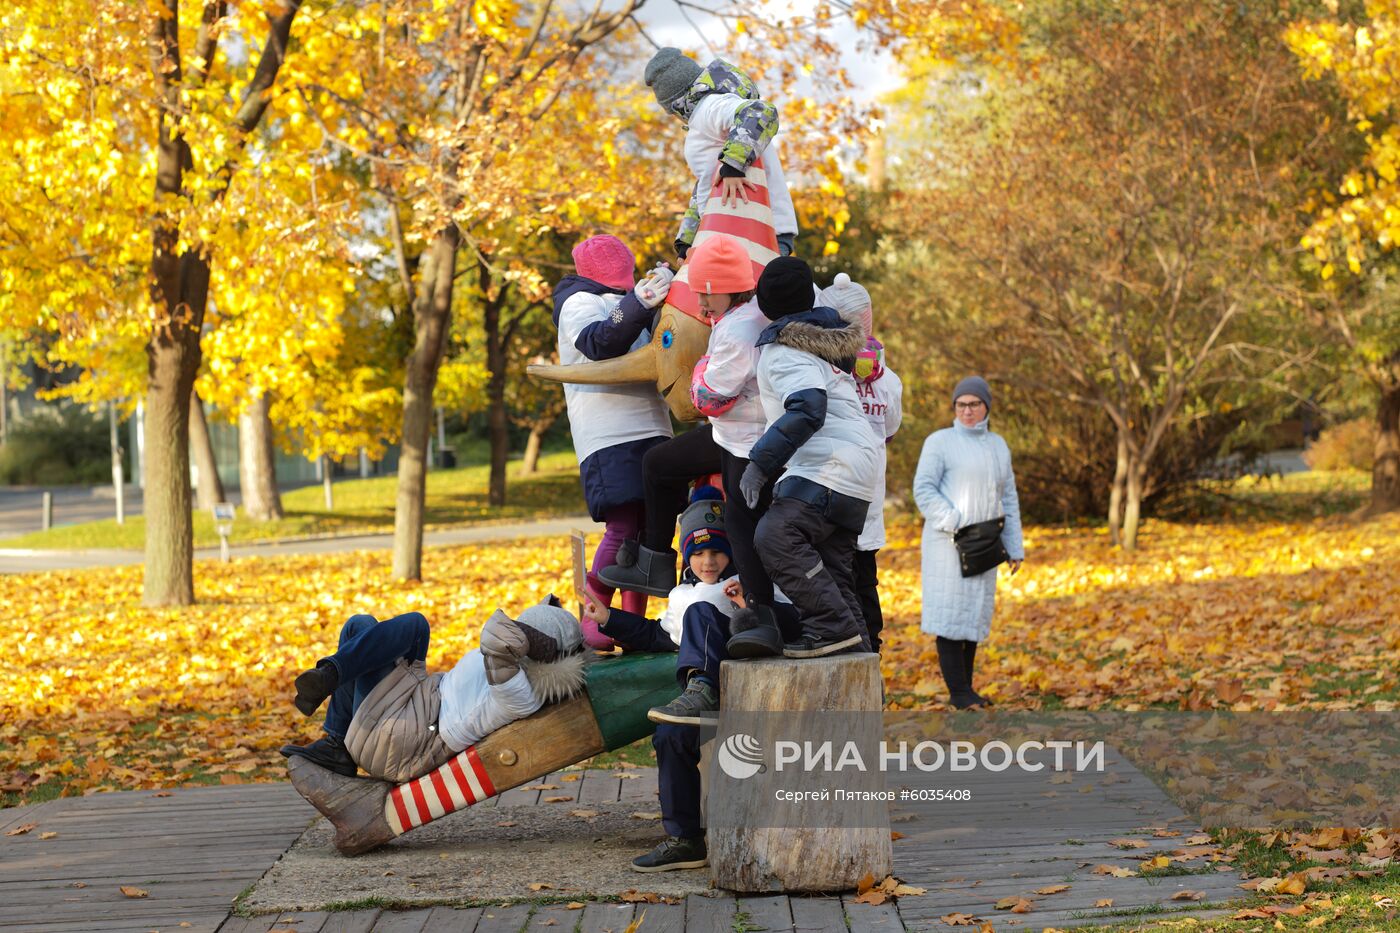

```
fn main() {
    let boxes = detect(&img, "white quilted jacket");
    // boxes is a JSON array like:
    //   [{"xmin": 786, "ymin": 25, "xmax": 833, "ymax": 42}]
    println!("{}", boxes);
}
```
[{"xmin": 912, "ymin": 419, "xmax": 1024, "ymax": 641}]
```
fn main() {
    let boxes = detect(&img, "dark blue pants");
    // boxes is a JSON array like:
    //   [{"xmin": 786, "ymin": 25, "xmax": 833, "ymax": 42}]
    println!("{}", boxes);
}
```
[
  {"xmin": 655, "ymin": 723, "xmax": 705, "ymax": 838},
  {"xmin": 321, "ymin": 612, "xmax": 430, "ymax": 739},
  {"xmin": 656, "ymin": 602, "xmax": 801, "ymax": 838}
]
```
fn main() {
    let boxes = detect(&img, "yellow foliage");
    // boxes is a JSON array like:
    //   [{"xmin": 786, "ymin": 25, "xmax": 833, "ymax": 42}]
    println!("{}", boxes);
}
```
[{"xmin": 0, "ymin": 510, "xmax": 1396, "ymax": 799}]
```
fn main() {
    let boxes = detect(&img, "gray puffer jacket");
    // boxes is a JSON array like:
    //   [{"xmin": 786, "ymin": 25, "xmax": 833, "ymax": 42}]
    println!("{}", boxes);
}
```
[{"xmin": 345, "ymin": 659, "xmax": 453, "ymax": 784}]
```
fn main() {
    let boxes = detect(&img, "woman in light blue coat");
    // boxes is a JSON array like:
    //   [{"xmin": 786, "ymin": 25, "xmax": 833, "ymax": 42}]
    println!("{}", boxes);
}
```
[{"xmin": 912, "ymin": 376, "xmax": 1024, "ymax": 709}]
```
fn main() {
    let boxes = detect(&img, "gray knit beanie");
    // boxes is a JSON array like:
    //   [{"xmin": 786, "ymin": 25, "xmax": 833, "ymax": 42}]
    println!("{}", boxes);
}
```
[
  {"xmin": 645, "ymin": 48, "xmax": 703, "ymax": 109},
  {"xmin": 952, "ymin": 375, "xmax": 992, "ymax": 410},
  {"xmin": 817, "ymin": 272, "xmax": 872, "ymax": 332}
]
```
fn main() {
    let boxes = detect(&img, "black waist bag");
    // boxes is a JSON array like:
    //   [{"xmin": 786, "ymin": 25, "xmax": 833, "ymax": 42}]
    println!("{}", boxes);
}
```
[{"xmin": 953, "ymin": 517, "xmax": 1009, "ymax": 578}]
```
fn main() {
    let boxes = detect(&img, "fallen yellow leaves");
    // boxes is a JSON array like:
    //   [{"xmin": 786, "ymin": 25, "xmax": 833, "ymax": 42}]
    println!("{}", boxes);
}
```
[
  {"xmin": 854, "ymin": 873, "xmax": 926, "ymax": 906},
  {"xmin": 879, "ymin": 511, "xmax": 1400, "ymax": 711},
  {"xmin": 1, "ymin": 510, "xmax": 1397, "ymax": 802}
]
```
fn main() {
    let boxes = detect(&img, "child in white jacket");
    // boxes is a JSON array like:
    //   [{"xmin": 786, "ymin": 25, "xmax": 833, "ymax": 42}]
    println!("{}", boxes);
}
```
[
  {"xmin": 551, "ymin": 235, "xmax": 674, "ymax": 647},
  {"xmin": 737, "ymin": 258, "xmax": 881, "ymax": 659},
  {"xmin": 818, "ymin": 274, "xmax": 903, "ymax": 653},
  {"xmin": 644, "ymin": 50, "xmax": 797, "ymax": 261},
  {"xmin": 598, "ymin": 235, "xmax": 782, "ymax": 629}
]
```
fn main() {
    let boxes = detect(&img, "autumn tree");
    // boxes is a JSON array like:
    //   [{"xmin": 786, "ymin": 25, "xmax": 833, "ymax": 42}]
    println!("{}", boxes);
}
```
[
  {"xmin": 1287, "ymin": 2, "xmax": 1400, "ymax": 513},
  {"xmin": 878, "ymin": 0, "xmax": 1345, "ymax": 548},
  {"xmin": 293, "ymin": 1, "xmax": 886, "ymax": 579},
  {"xmin": 0, "ymin": 1, "xmax": 320, "ymax": 604}
]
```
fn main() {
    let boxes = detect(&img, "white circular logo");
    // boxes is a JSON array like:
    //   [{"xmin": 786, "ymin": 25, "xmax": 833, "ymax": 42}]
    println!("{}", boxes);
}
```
[{"xmin": 717, "ymin": 732, "xmax": 766, "ymax": 780}]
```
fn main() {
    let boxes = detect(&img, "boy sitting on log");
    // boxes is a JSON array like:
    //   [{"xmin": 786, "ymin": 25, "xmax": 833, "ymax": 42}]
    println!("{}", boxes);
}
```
[{"xmin": 280, "ymin": 598, "xmax": 588, "ymax": 782}]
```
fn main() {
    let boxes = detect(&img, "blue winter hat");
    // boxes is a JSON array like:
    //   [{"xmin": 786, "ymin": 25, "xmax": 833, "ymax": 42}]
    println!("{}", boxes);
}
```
[{"xmin": 679, "ymin": 486, "xmax": 731, "ymax": 565}]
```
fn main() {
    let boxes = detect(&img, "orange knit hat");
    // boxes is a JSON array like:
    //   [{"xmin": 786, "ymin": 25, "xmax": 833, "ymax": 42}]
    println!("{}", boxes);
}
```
[{"xmin": 686, "ymin": 235, "xmax": 756, "ymax": 295}]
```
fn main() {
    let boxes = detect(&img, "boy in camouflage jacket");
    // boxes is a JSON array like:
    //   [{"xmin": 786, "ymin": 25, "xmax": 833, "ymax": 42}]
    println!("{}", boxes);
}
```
[{"xmin": 644, "ymin": 49, "xmax": 798, "ymax": 260}]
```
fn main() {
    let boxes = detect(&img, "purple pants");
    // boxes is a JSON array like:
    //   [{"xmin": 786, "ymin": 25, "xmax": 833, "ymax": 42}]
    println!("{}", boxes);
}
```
[{"xmin": 587, "ymin": 501, "xmax": 649, "ymax": 616}]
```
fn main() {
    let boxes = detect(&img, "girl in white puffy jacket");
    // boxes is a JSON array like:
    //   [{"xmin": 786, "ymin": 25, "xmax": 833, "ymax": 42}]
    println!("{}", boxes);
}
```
[{"xmin": 598, "ymin": 234, "xmax": 781, "ymax": 619}]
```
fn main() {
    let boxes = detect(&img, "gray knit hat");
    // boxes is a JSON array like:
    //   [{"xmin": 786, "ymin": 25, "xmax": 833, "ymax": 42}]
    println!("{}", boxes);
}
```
[
  {"xmin": 518, "ymin": 596, "xmax": 584, "ymax": 657},
  {"xmin": 952, "ymin": 375, "xmax": 992, "ymax": 410},
  {"xmin": 645, "ymin": 48, "xmax": 703, "ymax": 109}
]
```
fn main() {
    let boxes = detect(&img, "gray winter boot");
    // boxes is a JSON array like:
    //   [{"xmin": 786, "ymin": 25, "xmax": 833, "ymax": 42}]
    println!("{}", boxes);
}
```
[
  {"xmin": 596, "ymin": 544, "xmax": 677, "ymax": 598},
  {"xmin": 725, "ymin": 604, "xmax": 784, "ymax": 659}
]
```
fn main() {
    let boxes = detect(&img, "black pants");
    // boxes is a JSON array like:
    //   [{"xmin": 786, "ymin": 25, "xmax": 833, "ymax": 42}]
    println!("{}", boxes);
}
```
[
  {"xmin": 755, "ymin": 496, "xmax": 868, "ymax": 646},
  {"xmin": 641, "ymin": 424, "xmax": 723, "ymax": 550},
  {"xmin": 719, "ymin": 448, "xmax": 776, "ymax": 606},
  {"xmin": 853, "ymin": 549, "xmax": 883, "ymax": 653}
]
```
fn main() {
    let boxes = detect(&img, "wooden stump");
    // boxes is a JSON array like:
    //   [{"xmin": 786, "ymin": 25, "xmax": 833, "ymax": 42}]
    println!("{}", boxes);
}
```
[{"xmin": 709, "ymin": 654, "xmax": 892, "ymax": 893}]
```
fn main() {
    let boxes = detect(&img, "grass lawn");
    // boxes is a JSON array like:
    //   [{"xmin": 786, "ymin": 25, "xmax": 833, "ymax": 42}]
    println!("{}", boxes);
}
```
[{"xmin": 0, "ymin": 448, "xmax": 583, "ymax": 550}]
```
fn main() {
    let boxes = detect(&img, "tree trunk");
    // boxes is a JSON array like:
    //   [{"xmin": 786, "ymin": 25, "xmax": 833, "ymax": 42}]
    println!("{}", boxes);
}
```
[
  {"xmin": 392, "ymin": 226, "xmax": 460, "ymax": 581},
  {"xmin": 188, "ymin": 390, "xmax": 225, "ymax": 510},
  {"xmin": 710, "ymin": 655, "xmax": 891, "ymax": 892},
  {"xmin": 239, "ymin": 392, "xmax": 284, "ymax": 521},
  {"xmin": 484, "ymin": 284, "xmax": 509, "ymax": 507},
  {"xmin": 143, "ymin": 280, "xmax": 204, "ymax": 607},
  {"xmin": 1122, "ymin": 460, "xmax": 1146, "ymax": 551},
  {"xmin": 1368, "ymin": 357, "xmax": 1400, "ymax": 515},
  {"xmin": 323, "ymin": 454, "xmax": 335, "ymax": 511},
  {"xmin": 520, "ymin": 419, "xmax": 550, "ymax": 475},
  {"xmin": 1108, "ymin": 431, "xmax": 1128, "ymax": 547},
  {"xmin": 141, "ymin": 0, "xmax": 303, "ymax": 606}
]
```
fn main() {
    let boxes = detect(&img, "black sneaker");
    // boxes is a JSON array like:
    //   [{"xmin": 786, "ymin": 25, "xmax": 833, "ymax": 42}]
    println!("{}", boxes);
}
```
[
  {"xmin": 631, "ymin": 835, "xmax": 708, "ymax": 872},
  {"xmin": 647, "ymin": 678, "xmax": 719, "ymax": 725},
  {"xmin": 294, "ymin": 661, "xmax": 339, "ymax": 716},
  {"xmin": 279, "ymin": 735, "xmax": 357, "ymax": 778},
  {"xmin": 782, "ymin": 632, "xmax": 863, "ymax": 659}
]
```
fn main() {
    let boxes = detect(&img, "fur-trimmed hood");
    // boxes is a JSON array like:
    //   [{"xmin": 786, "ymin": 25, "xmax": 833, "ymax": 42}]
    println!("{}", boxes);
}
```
[
  {"xmin": 522, "ymin": 651, "xmax": 591, "ymax": 705},
  {"xmin": 756, "ymin": 306, "xmax": 868, "ymax": 372}
]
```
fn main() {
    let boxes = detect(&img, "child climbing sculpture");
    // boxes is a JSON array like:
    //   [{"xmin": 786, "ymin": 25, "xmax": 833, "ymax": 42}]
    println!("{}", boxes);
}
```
[{"xmin": 644, "ymin": 49, "xmax": 798, "ymax": 260}]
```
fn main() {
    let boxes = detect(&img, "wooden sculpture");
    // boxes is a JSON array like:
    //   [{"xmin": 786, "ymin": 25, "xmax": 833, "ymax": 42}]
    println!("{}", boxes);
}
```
[{"xmin": 287, "ymin": 652, "xmax": 680, "ymax": 855}]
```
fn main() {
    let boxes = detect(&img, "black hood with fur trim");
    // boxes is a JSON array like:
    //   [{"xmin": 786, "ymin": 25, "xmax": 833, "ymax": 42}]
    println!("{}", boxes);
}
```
[{"xmin": 755, "ymin": 306, "xmax": 867, "ymax": 373}]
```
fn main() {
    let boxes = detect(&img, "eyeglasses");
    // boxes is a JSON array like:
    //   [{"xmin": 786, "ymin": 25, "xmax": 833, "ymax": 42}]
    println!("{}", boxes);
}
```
[{"xmin": 954, "ymin": 401, "xmax": 986, "ymax": 412}]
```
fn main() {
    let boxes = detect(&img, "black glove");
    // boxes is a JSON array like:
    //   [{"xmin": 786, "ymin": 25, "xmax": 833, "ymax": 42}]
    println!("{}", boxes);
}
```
[{"xmin": 739, "ymin": 462, "xmax": 769, "ymax": 510}]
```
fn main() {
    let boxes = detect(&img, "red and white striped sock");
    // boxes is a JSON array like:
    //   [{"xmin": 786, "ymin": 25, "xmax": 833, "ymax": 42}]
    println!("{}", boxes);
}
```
[{"xmin": 384, "ymin": 746, "xmax": 497, "ymax": 836}]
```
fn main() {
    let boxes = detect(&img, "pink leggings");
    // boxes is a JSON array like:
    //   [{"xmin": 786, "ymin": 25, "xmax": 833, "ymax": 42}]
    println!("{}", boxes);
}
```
[{"xmin": 587, "ymin": 502, "xmax": 649, "ymax": 616}]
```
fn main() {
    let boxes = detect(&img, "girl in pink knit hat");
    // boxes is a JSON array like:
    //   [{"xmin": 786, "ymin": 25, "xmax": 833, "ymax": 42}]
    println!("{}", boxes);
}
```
[{"xmin": 551, "ymin": 235, "xmax": 676, "ymax": 648}]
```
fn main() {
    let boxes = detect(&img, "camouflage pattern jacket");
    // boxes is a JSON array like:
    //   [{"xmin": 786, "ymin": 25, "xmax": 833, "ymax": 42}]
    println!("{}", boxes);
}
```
[{"xmin": 667, "ymin": 60, "xmax": 798, "ymax": 253}]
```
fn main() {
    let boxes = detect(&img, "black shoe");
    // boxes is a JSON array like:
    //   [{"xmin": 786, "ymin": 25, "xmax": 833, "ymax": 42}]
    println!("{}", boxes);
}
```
[
  {"xmin": 648, "ymin": 677, "xmax": 719, "ymax": 725},
  {"xmin": 294, "ymin": 661, "xmax": 339, "ymax": 716},
  {"xmin": 279, "ymin": 735, "xmax": 357, "ymax": 778},
  {"xmin": 937, "ymin": 637, "xmax": 983, "ymax": 709},
  {"xmin": 782, "ymin": 632, "xmax": 863, "ymax": 659},
  {"xmin": 725, "ymin": 605, "xmax": 784, "ymax": 659},
  {"xmin": 963, "ymin": 640, "xmax": 993, "ymax": 706},
  {"xmin": 596, "ymin": 545, "xmax": 677, "ymax": 598},
  {"xmin": 631, "ymin": 835, "xmax": 708, "ymax": 872}
]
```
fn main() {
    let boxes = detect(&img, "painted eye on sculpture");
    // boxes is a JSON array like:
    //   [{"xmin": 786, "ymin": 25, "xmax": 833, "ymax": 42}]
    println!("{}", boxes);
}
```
[{"xmin": 661, "ymin": 330, "xmax": 674, "ymax": 349}]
